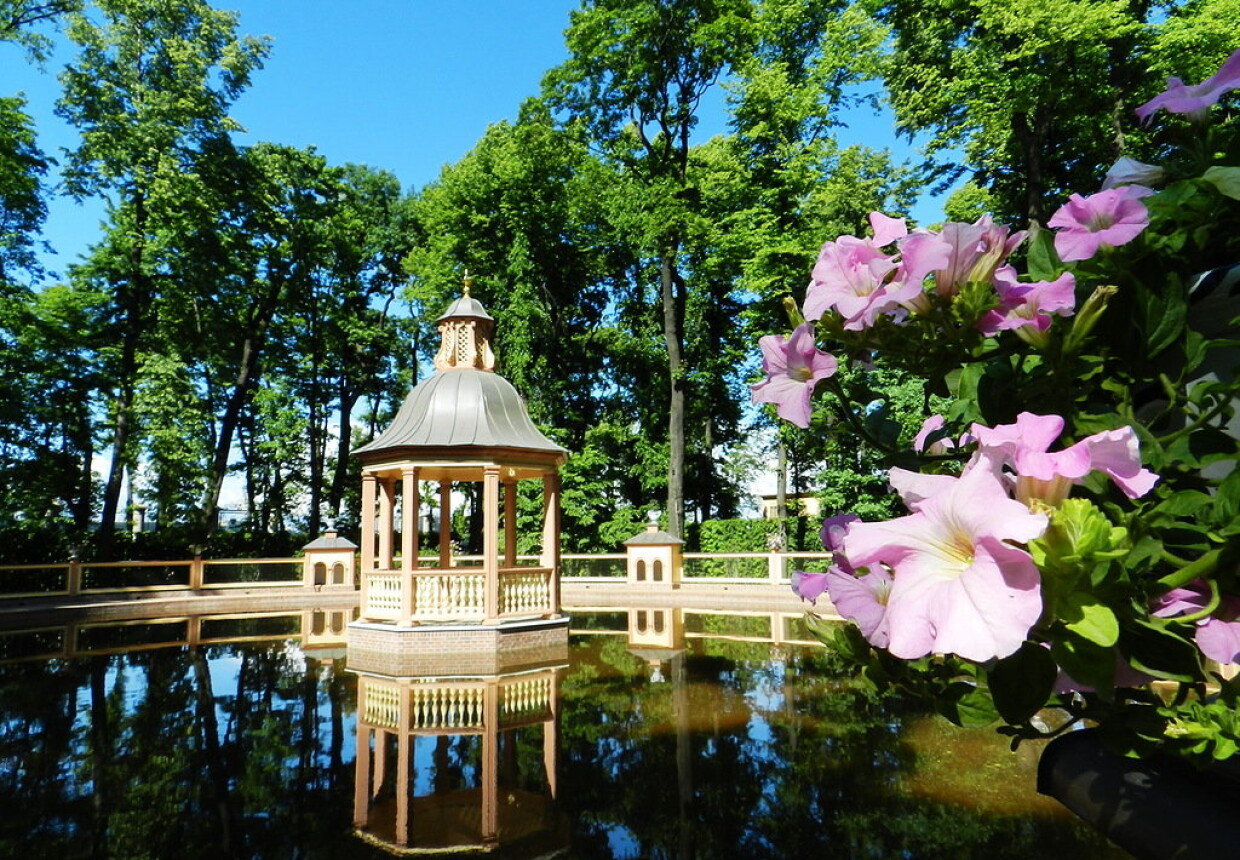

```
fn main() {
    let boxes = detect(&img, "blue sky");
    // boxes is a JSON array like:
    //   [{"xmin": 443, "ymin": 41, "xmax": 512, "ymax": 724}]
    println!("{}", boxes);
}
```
[{"xmin": 2, "ymin": 0, "xmax": 940, "ymax": 282}]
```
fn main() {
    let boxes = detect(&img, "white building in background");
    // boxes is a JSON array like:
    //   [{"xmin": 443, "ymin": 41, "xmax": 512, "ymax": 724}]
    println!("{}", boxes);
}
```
[{"xmin": 756, "ymin": 493, "xmax": 821, "ymax": 519}]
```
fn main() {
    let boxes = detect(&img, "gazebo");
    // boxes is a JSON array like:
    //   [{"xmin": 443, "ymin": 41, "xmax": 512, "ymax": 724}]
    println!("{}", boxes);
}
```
[{"xmin": 348, "ymin": 282, "xmax": 570, "ymax": 661}]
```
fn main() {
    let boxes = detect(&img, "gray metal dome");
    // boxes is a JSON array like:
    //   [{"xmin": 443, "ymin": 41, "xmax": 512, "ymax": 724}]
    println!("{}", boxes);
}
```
[
  {"xmin": 436, "ymin": 293, "xmax": 493, "ymax": 322},
  {"xmin": 353, "ymin": 368, "xmax": 565, "ymax": 457}
]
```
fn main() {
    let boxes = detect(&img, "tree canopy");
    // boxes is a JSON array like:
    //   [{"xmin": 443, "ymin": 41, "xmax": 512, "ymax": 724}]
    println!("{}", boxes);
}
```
[{"xmin": 1, "ymin": 0, "xmax": 1234, "ymax": 560}]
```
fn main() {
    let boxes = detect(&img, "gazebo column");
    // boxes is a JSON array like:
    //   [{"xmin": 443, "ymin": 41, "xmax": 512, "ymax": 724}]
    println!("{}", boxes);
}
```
[
  {"xmin": 396, "ymin": 686, "xmax": 412, "ymax": 846},
  {"xmin": 438, "ymin": 481, "xmax": 452, "ymax": 568},
  {"xmin": 377, "ymin": 476, "xmax": 395, "ymax": 571},
  {"xmin": 541, "ymin": 471, "xmax": 561, "ymax": 615},
  {"xmin": 503, "ymin": 476, "xmax": 517, "ymax": 568},
  {"xmin": 481, "ymin": 678, "xmax": 500, "ymax": 847},
  {"xmin": 353, "ymin": 724, "xmax": 372, "ymax": 827},
  {"xmin": 545, "ymin": 674, "xmax": 559, "ymax": 799},
  {"xmin": 401, "ymin": 467, "xmax": 419, "ymax": 570},
  {"xmin": 361, "ymin": 473, "xmax": 377, "ymax": 572},
  {"xmin": 483, "ymin": 465, "xmax": 501, "ymax": 623}
]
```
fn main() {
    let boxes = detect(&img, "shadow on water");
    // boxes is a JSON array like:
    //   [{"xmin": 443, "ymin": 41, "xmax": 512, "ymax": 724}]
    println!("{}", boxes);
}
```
[{"xmin": 0, "ymin": 609, "xmax": 1131, "ymax": 859}]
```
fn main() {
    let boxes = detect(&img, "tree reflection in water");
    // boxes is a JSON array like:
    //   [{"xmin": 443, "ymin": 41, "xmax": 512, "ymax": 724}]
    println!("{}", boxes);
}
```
[{"xmin": 0, "ymin": 614, "xmax": 1130, "ymax": 859}]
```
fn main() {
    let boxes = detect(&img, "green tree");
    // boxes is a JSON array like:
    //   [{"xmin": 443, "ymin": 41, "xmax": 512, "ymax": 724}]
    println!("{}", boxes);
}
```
[
  {"xmin": 55, "ymin": 0, "xmax": 269, "ymax": 542},
  {"xmin": 876, "ymin": 0, "xmax": 1240, "ymax": 222},
  {"xmin": 544, "ymin": 0, "xmax": 756, "ymax": 538},
  {"xmin": 0, "ymin": 96, "xmax": 48, "ymax": 287},
  {"xmin": 404, "ymin": 104, "xmax": 664, "ymax": 547},
  {"xmin": 0, "ymin": 281, "xmax": 105, "ymax": 543},
  {"xmin": 0, "ymin": 0, "xmax": 78, "ymax": 60}
]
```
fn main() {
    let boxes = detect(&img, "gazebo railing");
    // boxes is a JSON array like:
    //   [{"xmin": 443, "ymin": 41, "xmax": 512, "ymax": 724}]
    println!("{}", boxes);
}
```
[{"xmin": 359, "ymin": 566, "xmax": 554, "ymax": 626}]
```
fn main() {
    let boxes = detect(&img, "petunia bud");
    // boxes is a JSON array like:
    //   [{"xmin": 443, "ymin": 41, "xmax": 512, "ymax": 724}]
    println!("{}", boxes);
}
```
[
  {"xmin": 783, "ymin": 295, "xmax": 806, "ymax": 328},
  {"xmin": 1063, "ymin": 284, "xmax": 1117, "ymax": 355},
  {"xmin": 1101, "ymin": 157, "xmax": 1166, "ymax": 191}
]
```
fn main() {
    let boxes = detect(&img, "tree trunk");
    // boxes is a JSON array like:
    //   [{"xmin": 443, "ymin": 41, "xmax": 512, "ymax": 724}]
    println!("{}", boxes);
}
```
[
  {"xmin": 327, "ymin": 387, "xmax": 359, "ymax": 520},
  {"xmin": 198, "ymin": 275, "xmax": 283, "ymax": 537},
  {"xmin": 661, "ymin": 253, "xmax": 685, "ymax": 537},
  {"xmin": 99, "ymin": 189, "xmax": 151, "ymax": 547}
]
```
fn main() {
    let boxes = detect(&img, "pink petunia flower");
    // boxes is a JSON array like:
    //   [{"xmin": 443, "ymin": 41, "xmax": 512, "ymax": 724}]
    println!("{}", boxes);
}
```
[
  {"xmin": 820, "ymin": 513, "xmax": 860, "ymax": 567},
  {"xmin": 823, "ymin": 565, "xmax": 893, "ymax": 649},
  {"xmin": 970, "ymin": 412, "xmax": 1158, "ymax": 505},
  {"xmin": 838, "ymin": 466, "xmax": 1048, "ymax": 662},
  {"xmin": 913, "ymin": 415, "xmax": 951, "ymax": 454},
  {"xmin": 1152, "ymin": 580, "xmax": 1240, "ymax": 665},
  {"xmin": 1048, "ymin": 185, "xmax": 1155, "ymax": 263},
  {"xmin": 805, "ymin": 212, "xmax": 950, "ymax": 330},
  {"xmin": 791, "ymin": 570, "xmax": 830, "ymax": 604},
  {"xmin": 792, "ymin": 513, "xmax": 862, "ymax": 604},
  {"xmin": 750, "ymin": 323, "xmax": 838, "ymax": 428},
  {"xmin": 977, "ymin": 268, "xmax": 1076, "ymax": 338},
  {"xmin": 1136, "ymin": 48, "xmax": 1240, "ymax": 124},
  {"xmin": 804, "ymin": 217, "xmax": 904, "ymax": 329},
  {"xmin": 930, "ymin": 216, "xmax": 1027, "ymax": 297}
]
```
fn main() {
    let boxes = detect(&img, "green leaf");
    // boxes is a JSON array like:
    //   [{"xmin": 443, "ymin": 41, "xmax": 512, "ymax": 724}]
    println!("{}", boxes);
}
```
[
  {"xmin": 1137, "ymin": 274, "xmax": 1187, "ymax": 357},
  {"xmin": 1202, "ymin": 166, "xmax": 1240, "ymax": 201},
  {"xmin": 1155, "ymin": 490, "xmax": 1216, "ymax": 518},
  {"xmin": 937, "ymin": 681, "xmax": 1000, "ymax": 728},
  {"xmin": 1024, "ymin": 224, "xmax": 1063, "ymax": 281},
  {"xmin": 1122, "ymin": 617, "xmax": 1202, "ymax": 683},
  {"xmin": 1061, "ymin": 593, "xmax": 1120, "ymax": 647},
  {"xmin": 1050, "ymin": 632, "xmax": 1115, "ymax": 693},
  {"xmin": 988, "ymin": 641, "xmax": 1057, "ymax": 724}
]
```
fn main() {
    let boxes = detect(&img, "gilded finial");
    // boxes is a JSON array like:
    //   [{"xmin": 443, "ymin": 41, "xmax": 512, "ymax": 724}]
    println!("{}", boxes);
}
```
[{"xmin": 462, "ymin": 269, "xmax": 473, "ymax": 297}]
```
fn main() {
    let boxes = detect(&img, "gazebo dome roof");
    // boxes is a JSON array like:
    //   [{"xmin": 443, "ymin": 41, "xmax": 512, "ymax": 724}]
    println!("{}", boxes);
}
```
[
  {"xmin": 436, "ymin": 293, "xmax": 493, "ymax": 322},
  {"xmin": 353, "ymin": 368, "xmax": 566, "ymax": 457},
  {"xmin": 354, "ymin": 284, "xmax": 565, "ymax": 463}
]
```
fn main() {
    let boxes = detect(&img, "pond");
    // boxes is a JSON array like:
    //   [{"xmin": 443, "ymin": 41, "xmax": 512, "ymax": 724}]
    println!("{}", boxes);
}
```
[{"xmin": 0, "ymin": 606, "xmax": 1131, "ymax": 859}]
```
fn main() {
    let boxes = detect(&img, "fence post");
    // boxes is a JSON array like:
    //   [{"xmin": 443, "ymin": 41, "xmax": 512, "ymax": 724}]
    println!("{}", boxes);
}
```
[
  {"xmin": 768, "ymin": 552, "xmax": 784, "ymax": 584},
  {"xmin": 67, "ymin": 550, "xmax": 81, "ymax": 596},
  {"xmin": 190, "ymin": 549, "xmax": 205, "ymax": 590}
]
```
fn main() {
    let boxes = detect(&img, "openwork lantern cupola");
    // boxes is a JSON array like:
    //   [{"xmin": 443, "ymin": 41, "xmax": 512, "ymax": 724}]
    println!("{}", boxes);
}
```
[
  {"xmin": 348, "ymin": 276, "xmax": 569, "ymax": 663},
  {"xmin": 433, "ymin": 280, "xmax": 495, "ymax": 371}
]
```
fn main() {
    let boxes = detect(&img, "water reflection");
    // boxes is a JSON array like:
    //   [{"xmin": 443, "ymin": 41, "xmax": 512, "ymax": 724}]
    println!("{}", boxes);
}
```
[
  {"xmin": 351, "ymin": 664, "xmax": 567, "ymax": 854},
  {"xmin": 0, "ymin": 606, "xmax": 1131, "ymax": 859}
]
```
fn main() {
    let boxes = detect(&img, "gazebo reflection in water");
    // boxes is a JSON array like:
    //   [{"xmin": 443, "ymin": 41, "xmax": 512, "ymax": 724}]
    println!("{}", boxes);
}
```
[{"xmin": 350, "ymin": 654, "xmax": 568, "ymax": 855}]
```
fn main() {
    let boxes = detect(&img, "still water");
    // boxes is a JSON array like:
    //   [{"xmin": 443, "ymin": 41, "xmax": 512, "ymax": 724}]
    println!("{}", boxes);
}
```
[{"xmin": 0, "ymin": 608, "xmax": 1129, "ymax": 859}]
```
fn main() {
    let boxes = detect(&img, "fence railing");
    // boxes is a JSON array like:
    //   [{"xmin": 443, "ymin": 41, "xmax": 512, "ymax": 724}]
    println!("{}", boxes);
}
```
[
  {"xmin": 0, "ymin": 550, "xmax": 832, "ymax": 602},
  {"xmin": 0, "ymin": 557, "xmax": 303, "ymax": 600}
]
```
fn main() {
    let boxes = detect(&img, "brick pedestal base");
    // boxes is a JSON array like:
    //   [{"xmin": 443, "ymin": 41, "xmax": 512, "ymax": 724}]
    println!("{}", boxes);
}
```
[{"xmin": 346, "ymin": 616, "xmax": 570, "ymax": 676}]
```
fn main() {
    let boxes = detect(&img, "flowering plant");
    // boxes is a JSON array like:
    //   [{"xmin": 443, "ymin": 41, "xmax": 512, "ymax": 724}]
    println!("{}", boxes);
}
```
[{"xmin": 759, "ymin": 50, "xmax": 1240, "ymax": 761}]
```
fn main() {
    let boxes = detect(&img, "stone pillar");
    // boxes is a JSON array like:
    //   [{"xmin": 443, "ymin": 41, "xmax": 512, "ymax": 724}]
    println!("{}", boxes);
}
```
[
  {"xmin": 481, "ymin": 679, "xmax": 500, "ymax": 847},
  {"xmin": 503, "ymin": 476, "xmax": 518, "ymax": 568},
  {"xmin": 545, "ymin": 672, "xmax": 559, "ymax": 799},
  {"xmin": 483, "ymin": 465, "xmax": 501, "ymax": 623},
  {"xmin": 377, "ymin": 477, "xmax": 395, "ymax": 571},
  {"xmin": 353, "ymin": 724, "xmax": 371, "ymax": 827},
  {"xmin": 396, "ymin": 688, "xmax": 412, "ymax": 846},
  {"xmin": 361, "ymin": 473, "xmax": 377, "ymax": 572},
  {"xmin": 541, "ymin": 471, "xmax": 561, "ymax": 614},
  {"xmin": 401, "ymin": 467, "xmax": 419, "ymax": 570},
  {"xmin": 438, "ymin": 480, "xmax": 452, "ymax": 568}
]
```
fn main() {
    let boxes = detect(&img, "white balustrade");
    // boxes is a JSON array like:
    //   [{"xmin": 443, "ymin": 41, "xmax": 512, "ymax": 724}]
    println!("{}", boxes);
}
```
[
  {"xmin": 498, "ymin": 568, "xmax": 552, "ymax": 617},
  {"xmin": 410, "ymin": 683, "xmax": 485, "ymax": 730},
  {"xmin": 362, "ymin": 680, "xmax": 401, "ymax": 729},
  {"xmin": 499, "ymin": 674, "xmax": 553, "ymax": 725}
]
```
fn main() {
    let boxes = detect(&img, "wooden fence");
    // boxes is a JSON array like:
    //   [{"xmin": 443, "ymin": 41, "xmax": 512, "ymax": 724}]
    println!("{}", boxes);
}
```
[{"xmin": 0, "ymin": 551, "xmax": 834, "ymax": 602}]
